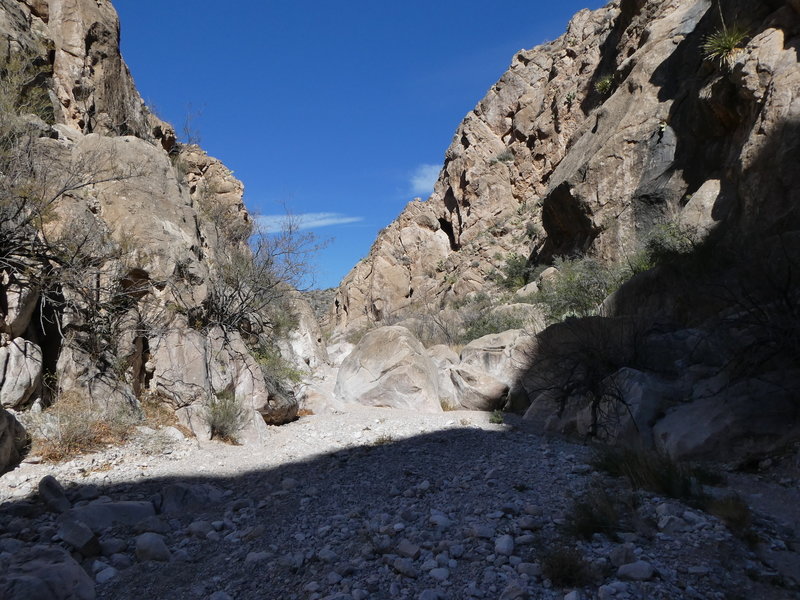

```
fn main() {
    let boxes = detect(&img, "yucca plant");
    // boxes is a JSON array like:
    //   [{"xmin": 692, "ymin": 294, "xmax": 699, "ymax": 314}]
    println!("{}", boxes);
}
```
[
  {"xmin": 702, "ymin": 24, "xmax": 749, "ymax": 68},
  {"xmin": 702, "ymin": 2, "xmax": 749, "ymax": 69}
]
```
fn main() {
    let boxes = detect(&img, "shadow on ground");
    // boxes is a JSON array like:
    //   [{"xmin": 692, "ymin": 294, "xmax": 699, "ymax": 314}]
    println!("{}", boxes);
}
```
[{"xmin": 2, "ymin": 423, "xmax": 593, "ymax": 600}]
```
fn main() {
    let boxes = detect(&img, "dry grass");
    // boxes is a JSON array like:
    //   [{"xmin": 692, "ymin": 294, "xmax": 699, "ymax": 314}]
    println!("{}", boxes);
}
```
[
  {"xmin": 440, "ymin": 397, "xmax": 460, "ymax": 411},
  {"xmin": 592, "ymin": 446, "xmax": 694, "ymax": 499},
  {"xmin": 30, "ymin": 391, "xmax": 139, "ymax": 462},
  {"xmin": 297, "ymin": 408, "xmax": 315, "ymax": 417},
  {"xmin": 540, "ymin": 544, "xmax": 593, "ymax": 588},
  {"xmin": 206, "ymin": 391, "xmax": 247, "ymax": 443},
  {"xmin": 139, "ymin": 394, "xmax": 192, "ymax": 437},
  {"xmin": 567, "ymin": 487, "xmax": 625, "ymax": 540}
]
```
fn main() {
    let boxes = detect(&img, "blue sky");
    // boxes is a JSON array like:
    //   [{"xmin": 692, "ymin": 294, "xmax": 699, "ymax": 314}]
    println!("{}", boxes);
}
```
[{"xmin": 116, "ymin": 1, "xmax": 606, "ymax": 289}]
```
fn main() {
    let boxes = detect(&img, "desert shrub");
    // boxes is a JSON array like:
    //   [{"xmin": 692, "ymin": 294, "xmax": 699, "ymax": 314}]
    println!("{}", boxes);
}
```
[
  {"xmin": 592, "ymin": 446, "xmax": 694, "ymax": 499},
  {"xmin": 489, "ymin": 409, "xmax": 505, "ymax": 424},
  {"xmin": 252, "ymin": 344, "xmax": 305, "ymax": 385},
  {"xmin": 494, "ymin": 252, "xmax": 534, "ymax": 290},
  {"xmin": 490, "ymin": 150, "xmax": 514, "ymax": 164},
  {"xmin": 461, "ymin": 311, "xmax": 526, "ymax": 344},
  {"xmin": 540, "ymin": 544, "xmax": 593, "ymax": 588},
  {"xmin": 205, "ymin": 391, "xmax": 247, "ymax": 443},
  {"xmin": 643, "ymin": 222, "xmax": 695, "ymax": 265},
  {"xmin": 536, "ymin": 257, "xmax": 623, "ymax": 322},
  {"xmin": 30, "ymin": 391, "xmax": 138, "ymax": 462},
  {"xmin": 567, "ymin": 487, "xmax": 624, "ymax": 540}
]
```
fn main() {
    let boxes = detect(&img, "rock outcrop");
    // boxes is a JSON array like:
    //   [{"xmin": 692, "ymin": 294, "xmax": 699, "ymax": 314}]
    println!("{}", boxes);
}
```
[
  {"xmin": 328, "ymin": 0, "xmax": 800, "ymax": 459},
  {"xmin": 0, "ymin": 0, "xmax": 321, "ymax": 471}
]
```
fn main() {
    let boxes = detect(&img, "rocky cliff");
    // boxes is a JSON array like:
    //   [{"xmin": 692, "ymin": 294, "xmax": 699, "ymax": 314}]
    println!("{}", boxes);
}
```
[
  {"xmin": 0, "ymin": 0, "xmax": 317, "ymax": 472},
  {"xmin": 328, "ymin": 0, "xmax": 800, "ymax": 460},
  {"xmin": 330, "ymin": 0, "xmax": 800, "ymax": 331}
]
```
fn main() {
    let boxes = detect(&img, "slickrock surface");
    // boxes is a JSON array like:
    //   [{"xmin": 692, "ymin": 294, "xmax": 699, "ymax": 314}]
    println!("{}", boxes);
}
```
[{"xmin": 2, "ymin": 408, "xmax": 798, "ymax": 600}]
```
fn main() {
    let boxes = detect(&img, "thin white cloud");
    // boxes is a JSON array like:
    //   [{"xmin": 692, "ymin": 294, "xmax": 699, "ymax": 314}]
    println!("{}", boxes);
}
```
[
  {"xmin": 257, "ymin": 212, "xmax": 363, "ymax": 233},
  {"xmin": 410, "ymin": 163, "xmax": 440, "ymax": 196}
]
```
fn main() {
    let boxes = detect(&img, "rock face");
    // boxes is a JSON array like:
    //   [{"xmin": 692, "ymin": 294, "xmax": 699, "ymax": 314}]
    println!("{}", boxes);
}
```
[
  {"xmin": 334, "ymin": 327, "xmax": 442, "ymax": 413},
  {"xmin": 327, "ymin": 0, "xmax": 800, "ymax": 459},
  {"xmin": 331, "ymin": 0, "xmax": 800, "ymax": 333},
  {"xmin": 0, "ymin": 0, "xmax": 319, "ymax": 469}
]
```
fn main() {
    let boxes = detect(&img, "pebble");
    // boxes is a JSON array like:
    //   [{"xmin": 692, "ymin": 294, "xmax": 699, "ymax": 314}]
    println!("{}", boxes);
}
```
[
  {"xmin": 494, "ymin": 535, "xmax": 515, "ymax": 556},
  {"xmin": 134, "ymin": 532, "xmax": 171, "ymax": 562},
  {"xmin": 617, "ymin": 560, "xmax": 655, "ymax": 581}
]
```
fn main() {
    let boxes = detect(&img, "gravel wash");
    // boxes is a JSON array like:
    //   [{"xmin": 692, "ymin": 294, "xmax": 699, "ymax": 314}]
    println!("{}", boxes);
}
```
[{"xmin": 1, "ymin": 407, "xmax": 798, "ymax": 600}]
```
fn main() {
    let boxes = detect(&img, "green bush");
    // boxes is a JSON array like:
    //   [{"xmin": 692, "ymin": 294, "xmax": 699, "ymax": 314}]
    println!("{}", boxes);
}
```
[
  {"xmin": 252, "ymin": 344, "xmax": 305, "ymax": 384},
  {"xmin": 495, "ymin": 252, "xmax": 533, "ymax": 290},
  {"xmin": 489, "ymin": 409, "xmax": 505, "ymax": 424},
  {"xmin": 536, "ymin": 257, "xmax": 623, "ymax": 322},
  {"xmin": 205, "ymin": 391, "xmax": 247, "ymax": 443},
  {"xmin": 461, "ymin": 311, "xmax": 526, "ymax": 343}
]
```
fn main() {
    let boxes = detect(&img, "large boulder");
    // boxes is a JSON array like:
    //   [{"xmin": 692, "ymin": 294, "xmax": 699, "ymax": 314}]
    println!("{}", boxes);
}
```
[
  {"xmin": 447, "ymin": 366, "xmax": 508, "ymax": 411},
  {"xmin": 334, "ymin": 326, "xmax": 442, "ymax": 413},
  {"xmin": 654, "ymin": 373, "xmax": 800, "ymax": 461},
  {"xmin": 0, "ymin": 408, "xmax": 28, "ymax": 473},
  {"xmin": 0, "ymin": 338, "xmax": 42, "ymax": 409},
  {"xmin": 460, "ymin": 329, "xmax": 534, "ymax": 386},
  {"xmin": 0, "ymin": 544, "xmax": 94, "ymax": 600},
  {"xmin": 579, "ymin": 367, "xmax": 679, "ymax": 446}
]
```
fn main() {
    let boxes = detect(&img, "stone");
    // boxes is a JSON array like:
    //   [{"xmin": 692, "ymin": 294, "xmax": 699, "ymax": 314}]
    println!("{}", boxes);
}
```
[
  {"xmin": 65, "ymin": 501, "xmax": 156, "ymax": 533},
  {"xmin": 609, "ymin": 544, "xmax": 636, "ymax": 568},
  {"xmin": 499, "ymin": 584, "xmax": 530, "ymax": 600},
  {"xmin": 447, "ymin": 366, "xmax": 509, "ymax": 411},
  {"xmin": 334, "ymin": 326, "xmax": 442, "ymax": 413},
  {"xmin": 135, "ymin": 533, "xmax": 171, "ymax": 562},
  {"xmin": 460, "ymin": 328, "xmax": 537, "ymax": 386},
  {"xmin": 187, "ymin": 520, "xmax": 214, "ymax": 538},
  {"xmin": 0, "ymin": 339, "xmax": 42, "ymax": 409},
  {"xmin": 58, "ymin": 519, "xmax": 100, "ymax": 556},
  {"xmin": 397, "ymin": 539, "xmax": 421, "ymax": 559},
  {"xmin": 0, "ymin": 409, "xmax": 28, "ymax": 474},
  {"xmin": 0, "ymin": 545, "xmax": 95, "ymax": 600},
  {"xmin": 617, "ymin": 560, "xmax": 655, "ymax": 581},
  {"xmin": 99, "ymin": 538, "xmax": 126, "ymax": 556},
  {"xmin": 392, "ymin": 557, "xmax": 418, "ymax": 578},
  {"xmin": 95, "ymin": 567, "xmax": 118, "ymax": 584},
  {"xmin": 494, "ymin": 534, "xmax": 515, "ymax": 556},
  {"xmin": 160, "ymin": 483, "xmax": 223, "ymax": 514}
]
